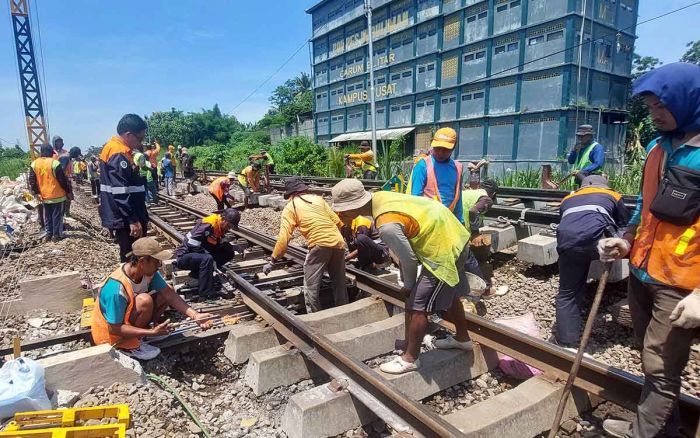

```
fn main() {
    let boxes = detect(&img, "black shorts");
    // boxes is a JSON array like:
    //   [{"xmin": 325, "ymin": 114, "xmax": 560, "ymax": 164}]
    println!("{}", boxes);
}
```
[{"xmin": 406, "ymin": 244, "xmax": 470, "ymax": 313}]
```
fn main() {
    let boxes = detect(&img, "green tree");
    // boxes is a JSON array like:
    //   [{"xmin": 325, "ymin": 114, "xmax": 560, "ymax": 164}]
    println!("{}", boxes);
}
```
[
  {"xmin": 681, "ymin": 40, "xmax": 700, "ymax": 65},
  {"xmin": 626, "ymin": 55, "xmax": 662, "ymax": 154},
  {"xmin": 145, "ymin": 108, "xmax": 194, "ymax": 147}
]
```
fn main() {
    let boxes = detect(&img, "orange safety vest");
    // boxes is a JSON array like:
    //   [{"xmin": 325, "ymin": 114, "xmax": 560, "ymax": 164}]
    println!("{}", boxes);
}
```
[
  {"xmin": 629, "ymin": 140, "xmax": 700, "ymax": 291},
  {"xmin": 202, "ymin": 214, "xmax": 225, "ymax": 245},
  {"xmin": 208, "ymin": 176, "xmax": 230, "ymax": 201},
  {"xmin": 422, "ymin": 155, "xmax": 463, "ymax": 211},
  {"xmin": 91, "ymin": 266, "xmax": 140, "ymax": 350},
  {"xmin": 31, "ymin": 157, "xmax": 67, "ymax": 201}
]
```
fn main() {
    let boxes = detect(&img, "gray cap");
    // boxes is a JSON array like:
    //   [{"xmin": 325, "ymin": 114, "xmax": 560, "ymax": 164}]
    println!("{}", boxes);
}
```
[
  {"xmin": 581, "ymin": 174, "xmax": 609, "ymax": 189},
  {"xmin": 51, "ymin": 135, "xmax": 63, "ymax": 147},
  {"xmin": 575, "ymin": 125, "xmax": 594, "ymax": 136}
]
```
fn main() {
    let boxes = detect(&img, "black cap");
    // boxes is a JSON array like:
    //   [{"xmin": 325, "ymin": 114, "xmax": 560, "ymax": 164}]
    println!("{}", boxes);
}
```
[
  {"xmin": 284, "ymin": 177, "xmax": 310, "ymax": 199},
  {"xmin": 221, "ymin": 208, "xmax": 240, "ymax": 230}
]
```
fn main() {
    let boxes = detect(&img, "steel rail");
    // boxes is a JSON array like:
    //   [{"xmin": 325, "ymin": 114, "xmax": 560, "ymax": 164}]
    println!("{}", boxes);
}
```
[{"xmin": 157, "ymin": 194, "xmax": 700, "ymax": 435}]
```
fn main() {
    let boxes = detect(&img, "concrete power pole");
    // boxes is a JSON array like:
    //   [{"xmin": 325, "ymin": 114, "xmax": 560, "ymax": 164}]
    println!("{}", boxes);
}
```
[{"xmin": 364, "ymin": 0, "xmax": 378, "ymax": 158}]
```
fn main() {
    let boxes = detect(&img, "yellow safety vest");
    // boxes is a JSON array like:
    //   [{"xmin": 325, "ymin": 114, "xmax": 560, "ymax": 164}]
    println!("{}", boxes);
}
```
[{"xmin": 373, "ymin": 191, "xmax": 470, "ymax": 286}]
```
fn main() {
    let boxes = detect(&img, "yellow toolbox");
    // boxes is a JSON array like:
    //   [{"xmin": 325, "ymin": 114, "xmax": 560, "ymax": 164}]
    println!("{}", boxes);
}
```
[
  {"xmin": 79, "ymin": 298, "xmax": 95, "ymax": 328},
  {"xmin": 1, "ymin": 405, "xmax": 129, "ymax": 437}
]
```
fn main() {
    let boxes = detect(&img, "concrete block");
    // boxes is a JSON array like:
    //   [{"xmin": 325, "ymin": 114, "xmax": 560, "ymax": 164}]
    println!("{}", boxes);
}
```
[
  {"xmin": 298, "ymin": 297, "xmax": 389, "ymax": 335},
  {"xmin": 161, "ymin": 259, "xmax": 175, "ymax": 279},
  {"xmin": 377, "ymin": 271, "xmax": 398, "ymax": 283},
  {"xmin": 444, "ymin": 375, "xmax": 590, "ymax": 437},
  {"xmin": 223, "ymin": 322, "xmax": 280, "ymax": 364},
  {"xmin": 258, "ymin": 194, "xmax": 283, "ymax": 207},
  {"xmin": 517, "ymin": 234, "xmax": 558, "ymax": 266},
  {"xmin": 17, "ymin": 271, "xmax": 87, "ymax": 314},
  {"xmin": 38, "ymin": 344, "xmax": 145, "ymax": 394},
  {"xmin": 480, "ymin": 225, "xmax": 518, "ymax": 252},
  {"xmin": 281, "ymin": 383, "xmax": 374, "ymax": 438},
  {"xmin": 377, "ymin": 346, "xmax": 499, "ymax": 401},
  {"xmin": 587, "ymin": 259, "xmax": 629, "ymax": 283},
  {"xmin": 231, "ymin": 190, "xmax": 245, "ymax": 202},
  {"xmin": 272, "ymin": 197, "xmax": 288, "ymax": 210},
  {"xmin": 326, "ymin": 314, "xmax": 404, "ymax": 360}
]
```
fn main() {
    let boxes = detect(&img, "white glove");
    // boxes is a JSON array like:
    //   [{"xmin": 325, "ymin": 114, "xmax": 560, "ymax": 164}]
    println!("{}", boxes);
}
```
[
  {"xmin": 596, "ymin": 238, "xmax": 631, "ymax": 262},
  {"xmin": 670, "ymin": 290, "xmax": 700, "ymax": 329}
]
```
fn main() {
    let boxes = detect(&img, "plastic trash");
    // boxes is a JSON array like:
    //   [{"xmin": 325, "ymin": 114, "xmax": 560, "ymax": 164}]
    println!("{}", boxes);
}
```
[
  {"xmin": 493, "ymin": 313, "xmax": 544, "ymax": 380},
  {"xmin": 0, "ymin": 357, "xmax": 52, "ymax": 420}
]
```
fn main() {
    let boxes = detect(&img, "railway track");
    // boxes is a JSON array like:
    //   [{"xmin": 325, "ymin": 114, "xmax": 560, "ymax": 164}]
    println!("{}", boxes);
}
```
[{"xmin": 147, "ymin": 193, "xmax": 700, "ymax": 437}]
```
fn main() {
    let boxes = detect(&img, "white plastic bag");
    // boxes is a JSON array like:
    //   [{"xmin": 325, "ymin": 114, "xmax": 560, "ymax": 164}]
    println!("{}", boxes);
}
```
[
  {"xmin": 0, "ymin": 357, "xmax": 52, "ymax": 420},
  {"xmin": 493, "ymin": 313, "xmax": 544, "ymax": 380}
]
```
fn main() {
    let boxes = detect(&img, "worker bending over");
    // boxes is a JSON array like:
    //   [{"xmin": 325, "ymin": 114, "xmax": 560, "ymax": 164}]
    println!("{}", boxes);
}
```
[
  {"xmin": 332, "ymin": 179, "xmax": 472, "ymax": 374},
  {"xmin": 175, "ymin": 208, "xmax": 242, "ymax": 300},
  {"xmin": 345, "ymin": 141, "xmax": 378, "ymax": 179},
  {"xmin": 249, "ymin": 148, "xmax": 275, "ymax": 191},
  {"xmin": 237, "ymin": 163, "xmax": 261, "ymax": 208},
  {"xmin": 554, "ymin": 175, "xmax": 629, "ymax": 349},
  {"xmin": 264, "ymin": 177, "xmax": 348, "ymax": 313},
  {"xmin": 341, "ymin": 215, "xmax": 390, "ymax": 272},
  {"xmin": 29, "ymin": 144, "xmax": 73, "ymax": 242},
  {"xmin": 92, "ymin": 237, "xmax": 213, "ymax": 360},
  {"xmin": 407, "ymin": 127, "xmax": 464, "ymax": 224},
  {"xmin": 568, "ymin": 124, "xmax": 605, "ymax": 185},
  {"xmin": 599, "ymin": 63, "xmax": 700, "ymax": 438},
  {"xmin": 209, "ymin": 172, "xmax": 236, "ymax": 210}
]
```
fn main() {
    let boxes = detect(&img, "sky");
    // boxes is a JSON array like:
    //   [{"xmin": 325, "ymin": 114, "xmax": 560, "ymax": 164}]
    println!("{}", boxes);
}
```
[{"xmin": 0, "ymin": 0, "xmax": 697, "ymax": 150}]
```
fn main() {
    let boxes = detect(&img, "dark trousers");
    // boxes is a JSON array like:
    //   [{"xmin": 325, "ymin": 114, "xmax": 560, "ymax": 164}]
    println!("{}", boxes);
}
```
[
  {"xmin": 43, "ymin": 202, "xmax": 64, "ymax": 238},
  {"xmin": 211, "ymin": 193, "xmax": 231, "ymax": 211},
  {"xmin": 555, "ymin": 245, "xmax": 598, "ymax": 345},
  {"xmin": 627, "ymin": 275, "xmax": 697, "ymax": 438},
  {"xmin": 90, "ymin": 178, "xmax": 100, "ymax": 199},
  {"xmin": 113, "ymin": 221, "xmax": 148, "ymax": 262},
  {"xmin": 176, "ymin": 244, "xmax": 236, "ymax": 296},
  {"xmin": 363, "ymin": 170, "xmax": 377, "ymax": 180},
  {"xmin": 304, "ymin": 246, "xmax": 348, "ymax": 313},
  {"xmin": 150, "ymin": 168, "xmax": 158, "ymax": 187},
  {"xmin": 354, "ymin": 234, "xmax": 389, "ymax": 270},
  {"xmin": 464, "ymin": 249, "xmax": 491, "ymax": 289}
]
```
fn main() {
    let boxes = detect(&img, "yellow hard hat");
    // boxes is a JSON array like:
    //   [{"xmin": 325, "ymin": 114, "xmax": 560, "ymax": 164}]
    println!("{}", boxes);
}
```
[{"xmin": 431, "ymin": 127, "xmax": 457, "ymax": 150}]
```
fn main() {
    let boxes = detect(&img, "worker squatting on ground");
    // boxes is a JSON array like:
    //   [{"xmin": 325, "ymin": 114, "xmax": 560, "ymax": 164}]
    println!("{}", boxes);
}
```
[
  {"xmin": 99, "ymin": 114, "xmax": 150, "ymax": 262},
  {"xmin": 208, "ymin": 173, "xmax": 235, "ymax": 210},
  {"xmin": 597, "ymin": 63, "xmax": 700, "ymax": 438},
  {"xmin": 341, "ymin": 215, "xmax": 390, "ymax": 272},
  {"xmin": 175, "ymin": 209, "xmax": 242, "ymax": 300},
  {"xmin": 161, "ymin": 153, "xmax": 175, "ymax": 196},
  {"xmin": 568, "ymin": 124, "xmax": 605, "ymax": 186},
  {"xmin": 554, "ymin": 175, "xmax": 629, "ymax": 349},
  {"xmin": 133, "ymin": 149, "xmax": 157, "ymax": 204},
  {"xmin": 237, "ymin": 163, "xmax": 261, "ymax": 209},
  {"xmin": 87, "ymin": 155, "xmax": 100, "ymax": 203},
  {"xmin": 265, "ymin": 177, "xmax": 348, "ymax": 313},
  {"xmin": 91, "ymin": 237, "xmax": 214, "ymax": 360},
  {"xmin": 332, "ymin": 179, "xmax": 473, "ymax": 374},
  {"xmin": 345, "ymin": 140, "xmax": 378, "ymax": 179},
  {"xmin": 249, "ymin": 149, "xmax": 275, "ymax": 191},
  {"xmin": 29, "ymin": 144, "xmax": 73, "ymax": 241}
]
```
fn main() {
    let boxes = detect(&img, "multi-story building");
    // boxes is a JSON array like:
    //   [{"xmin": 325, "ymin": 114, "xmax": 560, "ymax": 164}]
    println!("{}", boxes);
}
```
[{"xmin": 307, "ymin": 0, "xmax": 638, "ymax": 172}]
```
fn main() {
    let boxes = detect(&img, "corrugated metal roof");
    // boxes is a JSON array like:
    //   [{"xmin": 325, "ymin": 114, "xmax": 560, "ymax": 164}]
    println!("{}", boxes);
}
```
[{"xmin": 329, "ymin": 127, "xmax": 415, "ymax": 143}]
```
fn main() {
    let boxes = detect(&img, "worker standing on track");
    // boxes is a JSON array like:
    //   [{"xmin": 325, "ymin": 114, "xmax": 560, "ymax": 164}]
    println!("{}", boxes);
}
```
[
  {"xmin": 161, "ymin": 153, "xmax": 175, "ymax": 196},
  {"xmin": 29, "ymin": 144, "xmax": 73, "ymax": 242},
  {"xmin": 599, "ymin": 63, "xmax": 700, "ymax": 438},
  {"xmin": 92, "ymin": 237, "xmax": 214, "ymax": 360},
  {"xmin": 341, "ymin": 215, "xmax": 390, "ymax": 272},
  {"xmin": 209, "ymin": 172, "xmax": 236, "ymax": 210},
  {"xmin": 180, "ymin": 147, "xmax": 198, "ymax": 194},
  {"xmin": 99, "ymin": 114, "xmax": 150, "ymax": 262},
  {"xmin": 175, "ymin": 209, "xmax": 242, "ymax": 300},
  {"xmin": 332, "ymin": 179, "xmax": 473, "ymax": 374},
  {"xmin": 134, "ymin": 149, "xmax": 156, "ymax": 204},
  {"xmin": 406, "ymin": 127, "xmax": 464, "ymax": 224},
  {"xmin": 237, "ymin": 163, "xmax": 261, "ymax": 209},
  {"xmin": 554, "ymin": 175, "xmax": 629, "ymax": 350},
  {"xmin": 345, "ymin": 140, "xmax": 378, "ymax": 179},
  {"xmin": 145, "ymin": 140, "xmax": 161, "ymax": 188},
  {"xmin": 87, "ymin": 155, "xmax": 100, "ymax": 203},
  {"xmin": 568, "ymin": 124, "xmax": 605, "ymax": 186},
  {"xmin": 264, "ymin": 177, "xmax": 348, "ymax": 313},
  {"xmin": 167, "ymin": 144, "xmax": 177, "ymax": 182},
  {"xmin": 72, "ymin": 159, "xmax": 83, "ymax": 185},
  {"xmin": 52, "ymin": 136, "xmax": 73, "ymax": 218}
]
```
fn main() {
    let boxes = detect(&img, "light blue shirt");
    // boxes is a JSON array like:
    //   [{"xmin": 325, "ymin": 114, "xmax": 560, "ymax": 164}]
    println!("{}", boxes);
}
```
[
  {"xmin": 409, "ymin": 156, "xmax": 464, "ymax": 224},
  {"xmin": 99, "ymin": 270, "xmax": 167, "ymax": 324}
]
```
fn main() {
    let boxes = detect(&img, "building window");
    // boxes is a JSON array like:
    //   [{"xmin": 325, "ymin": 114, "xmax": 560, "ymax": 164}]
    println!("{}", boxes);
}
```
[
  {"xmin": 462, "ymin": 94, "xmax": 472, "ymax": 101},
  {"xmin": 473, "ymin": 91, "xmax": 484, "ymax": 99},
  {"xmin": 507, "ymin": 42, "xmax": 519, "ymax": 52},
  {"xmin": 547, "ymin": 30, "xmax": 564, "ymax": 41},
  {"xmin": 529, "ymin": 35, "xmax": 545, "ymax": 45},
  {"xmin": 402, "ymin": 70, "xmax": 412, "ymax": 78},
  {"xmin": 426, "ymin": 100, "xmax": 434, "ymax": 106},
  {"xmin": 495, "ymin": 46, "xmax": 506, "ymax": 55},
  {"xmin": 391, "ymin": 73, "xmax": 401, "ymax": 80},
  {"xmin": 417, "ymin": 102, "xmax": 425, "ymax": 107}
]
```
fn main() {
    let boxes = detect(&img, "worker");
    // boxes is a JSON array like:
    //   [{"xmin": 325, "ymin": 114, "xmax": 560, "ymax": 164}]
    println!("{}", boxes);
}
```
[
  {"xmin": 237, "ymin": 163, "xmax": 261, "ymax": 209},
  {"xmin": 599, "ymin": 63, "xmax": 700, "ymax": 438},
  {"xmin": 29, "ymin": 144, "xmax": 73, "ymax": 242},
  {"xmin": 264, "ymin": 177, "xmax": 348, "ymax": 313},
  {"xmin": 345, "ymin": 140, "xmax": 378, "ymax": 179},
  {"xmin": 554, "ymin": 175, "xmax": 629, "ymax": 350},
  {"xmin": 250, "ymin": 148, "xmax": 275, "ymax": 191},
  {"xmin": 209, "ymin": 172, "xmax": 236, "ymax": 210},
  {"xmin": 406, "ymin": 127, "xmax": 464, "ymax": 224},
  {"xmin": 462, "ymin": 178, "xmax": 499, "ymax": 311},
  {"xmin": 145, "ymin": 140, "xmax": 161, "ymax": 187},
  {"xmin": 51, "ymin": 136, "xmax": 73, "ymax": 218},
  {"xmin": 100, "ymin": 114, "xmax": 150, "ymax": 262},
  {"xmin": 341, "ymin": 215, "xmax": 390, "ymax": 272},
  {"xmin": 332, "ymin": 179, "xmax": 473, "ymax": 374},
  {"xmin": 167, "ymin": 144, "xmax": 177, "ymax": 181},
  {"xmin": 92, "ymin": 237, "xmax": 214, "ymax": 360},
  {"xmin": 87, "ymin": 155, "xmax": 100, "ymax": 203},
  {"xmin": 180, "ymin": 147, "xmax": 198, "ymax": 194},
  {"xmin": 161, "ymin": 153, "xmax": 175, "ymax": 196},
  {"xmin": 567, "ymin": 124, "xmax": 605, "ymax": 185},
  {"xmin": 72, "ymin": 159, "xmax": 83, "ymax": 185},
  {"xmin": 134, "ymin": 149, "xmax": 156, "ymax": 204},
  {"xmin": 175, "ymin": 208, "xmax": 242, "ymax": 300}
]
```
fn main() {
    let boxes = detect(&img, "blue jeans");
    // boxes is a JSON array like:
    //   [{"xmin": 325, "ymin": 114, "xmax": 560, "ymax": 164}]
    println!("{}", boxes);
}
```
[
  {"xmin": 555, "ymin": 245, "xmax": 598, "ymax": 345},
  {"xmin": 164, "ymin": 177, "xmax": 174, "ymax": 196},
  {"xmin": 146, "ymin": 181, "xmax": 158, "ymax": 203},
  {"xmin": 43, "ymin": 202, "xmax": 64, "ymax": 238}
]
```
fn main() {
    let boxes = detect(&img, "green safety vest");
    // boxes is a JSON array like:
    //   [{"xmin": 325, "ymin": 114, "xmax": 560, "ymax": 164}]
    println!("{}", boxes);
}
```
[
  {"xmin": 372, "ymin": 191, "xmax": 470, "ymax": 286},
  {"xmin": 573, "ymin": 142, "xmax": 602, "ymax": 173},
  {"xmin": 264, "ymin": 152, "xmax": 274, "ymax": 166},
  {"xmin": 462, "ymin": 189, "xmax": 488, "ymax": 227},
  {"xmin": 133, "ymin": 152, "xmax": 153, "ymax": 182}
]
